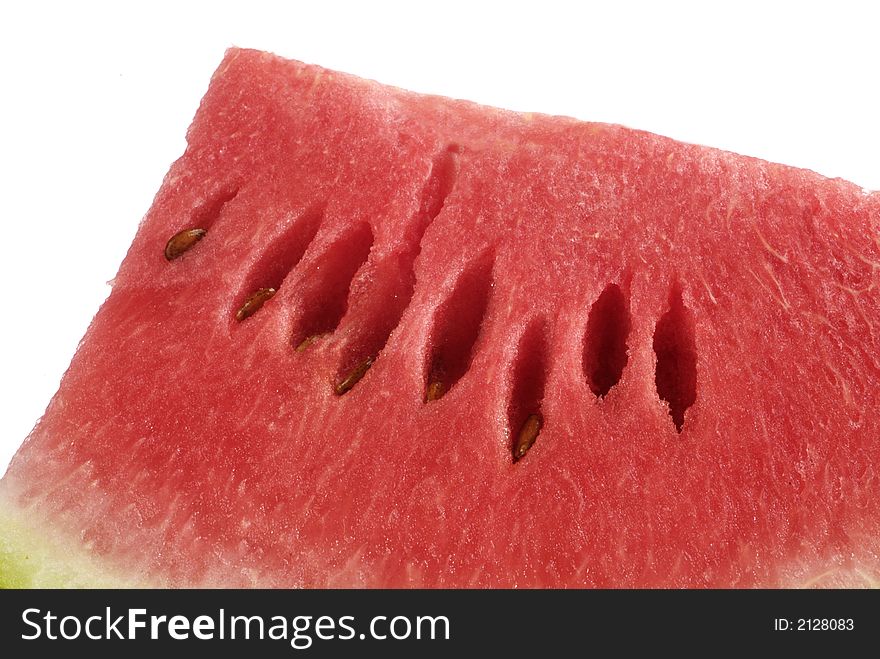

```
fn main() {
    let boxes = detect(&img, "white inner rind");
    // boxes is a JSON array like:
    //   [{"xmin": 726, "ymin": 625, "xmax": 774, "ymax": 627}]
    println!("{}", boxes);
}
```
[{"xmin": 0, "ymin": 491, "xmax": 144, "ymax": 589}]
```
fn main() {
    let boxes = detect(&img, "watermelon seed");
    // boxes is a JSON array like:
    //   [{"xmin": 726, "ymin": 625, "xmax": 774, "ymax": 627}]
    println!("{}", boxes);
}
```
[
  {"xmin": 334, "ymin": 356, "xmax": 375, "ymax": 395},
  {"xmin": 425, "ymin": 380, "xmax": 446, "ymax": 402},
  {"xmin": 235, "ymin": 288, "xmax": 276, "ymax": 322},
  {"xmin": 165, "ymin": 185, "xmax": 239, "ymax": 260},
  {"xmin": 164, "ymin": 228, "xmax": 207, "ymax": 260},
  {"xmin": 295, "ymin": 334, "xmax": 326, "ymax": 352},
  {"xmin": 513, "ymin": 414, "xmax": 542, "ymax": 462}
]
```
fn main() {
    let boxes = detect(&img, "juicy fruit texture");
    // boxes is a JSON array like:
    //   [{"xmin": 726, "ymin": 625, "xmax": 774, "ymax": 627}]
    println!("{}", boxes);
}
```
[{"xmin": 2, "ymin": 48, "xmax": 880, "ymax": 588}]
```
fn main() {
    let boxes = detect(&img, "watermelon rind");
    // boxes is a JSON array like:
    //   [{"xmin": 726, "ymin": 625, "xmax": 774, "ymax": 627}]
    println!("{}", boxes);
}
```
[{"xmin": 0, "ymin": 490, "xmax": 138, "ymax": 588}]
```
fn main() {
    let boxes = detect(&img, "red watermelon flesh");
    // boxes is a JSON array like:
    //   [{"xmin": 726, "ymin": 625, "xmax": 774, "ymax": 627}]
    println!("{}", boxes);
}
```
[{"xmin": 1, "ymin": 48, "xmax": 879, "ymax": 588}]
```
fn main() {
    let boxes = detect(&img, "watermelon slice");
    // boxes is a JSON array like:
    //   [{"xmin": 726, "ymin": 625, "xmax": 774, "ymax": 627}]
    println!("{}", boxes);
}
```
[{"xmin": 2, "ymin": 48, "xmax": 879, "ymax": 588}]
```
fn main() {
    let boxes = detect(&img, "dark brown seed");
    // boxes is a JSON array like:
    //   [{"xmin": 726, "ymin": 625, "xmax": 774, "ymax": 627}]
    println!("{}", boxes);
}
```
[
  {"xmin": 513, "ymin": 413, "xmax": 542, "ymax": 462},
  {"xmin": 425, "ymin": 380, "xmax": 446, "ymax": 402},
  {"xmin": 164, "ymin": 228, "xmax": 207, "ymax": 260},
  {"xmin": 235, "ymin": 287, "xmax": 276, "ymax": 322},
  {"xmin": 295, "ymin": 334, "xmax": 326, "ymax": 352},
  {"xmin": 334, "ymin": 356, "xmax": 375, "ymax": 396}
]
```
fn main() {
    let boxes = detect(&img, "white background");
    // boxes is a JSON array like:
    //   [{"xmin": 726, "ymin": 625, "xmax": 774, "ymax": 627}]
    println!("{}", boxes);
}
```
[{"xmin": 1, "ymin": 0, "xmax": 878, "ymax": 472}]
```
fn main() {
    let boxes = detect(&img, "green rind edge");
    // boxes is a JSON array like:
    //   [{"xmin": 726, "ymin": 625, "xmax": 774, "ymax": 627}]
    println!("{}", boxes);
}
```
[{"xmin": 0, "ymin": 494, "xmax": 144, "ymax": 589}]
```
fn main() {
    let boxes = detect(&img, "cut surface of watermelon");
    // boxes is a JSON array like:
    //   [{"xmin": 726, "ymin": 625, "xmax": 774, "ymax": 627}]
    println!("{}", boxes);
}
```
[{"xmin": 2, "ymin": 48, "xmax": 879, "ymax": 588}]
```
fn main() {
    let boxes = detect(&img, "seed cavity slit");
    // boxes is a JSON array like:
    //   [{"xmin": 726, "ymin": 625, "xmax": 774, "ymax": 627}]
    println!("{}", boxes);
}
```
[
  {"xmin": 653, "ymin": 283, "xmax": 697, "ymax": 433},
  {"xmin": 164, "ymin": 185, "xmax": 240, "ymax": 261},
  {"xmin": 583, "ymin": 283, "xmax": 631, "ymax": 397},
  {"xmin": 423, "ymin": 251, "xmax": 493, "ymax": 402},
  {"xmin": 509, "ymin": 319, "xmax": 549, "ymax": 463},
  {"xmin": 418, "ymin": 145, "xmax": 460, "ymax": 229},
  {"xmin": 234, "ymin": 206, "xmax": 323, "ymax": 322},
  {"xmin": 332, "ymin": 147, "xmax": 461, "ymax": 396},
  {"xmin": 192, "ymin": 186, "xmax": 240, "ymax": 228},
  {"xmin": 291, "ymin": 222, "xmax": 374, "ymax": 349}
]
